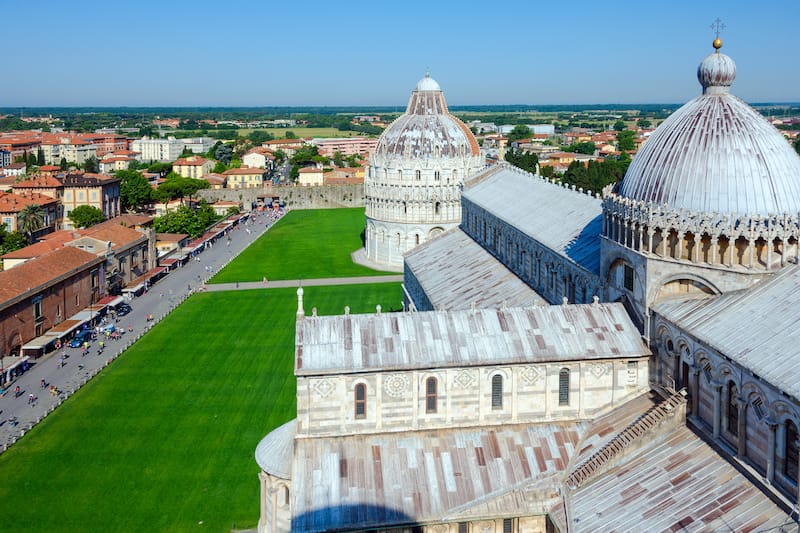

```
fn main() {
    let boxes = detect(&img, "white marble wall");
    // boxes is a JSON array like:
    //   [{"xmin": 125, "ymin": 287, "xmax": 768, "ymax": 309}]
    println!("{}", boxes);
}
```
[{"xmin": 295, "ymin": 358, "xmax": 650, "ymax": 438}]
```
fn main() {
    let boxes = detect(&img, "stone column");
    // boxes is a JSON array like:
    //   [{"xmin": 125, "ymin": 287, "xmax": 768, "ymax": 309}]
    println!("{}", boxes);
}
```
[
  {"xmin": 690, "ymin": 366, "xmax": 701, "ymax": 419},
  {"xmin": 710, "ymin": 236, "xmax": 718, "ymax": 265},
  {"xmin": 736, "ymin": 397, "xmax": 747, "ymax": 458},
  {"xmin": 748, "ymin": 239, "xmax": 755, "ymax": 269},
  {"xmin": 729, "ymin": 238, "xmax": 735, "ymax": 266},
  {"xmin": 766, "ymin": 238, "xmax": 773, "ymax": 270},
  {"xmin": 662, "ymin": 230, "xmax": 669, "ymax": 257},
  {"xmin": 677, "ymin": 232, "xmax": 684, "ymax": 259},
  {"xmin": 712, "ymin": 380, "xmax": 723, "ymax": 440},
  {"xmin": 766, "ymin": 418, "xmax": 777, "ymax": 484},
  {"xmin": 647, "ymin": 228, "xmax": 654, "ymax": 254}
]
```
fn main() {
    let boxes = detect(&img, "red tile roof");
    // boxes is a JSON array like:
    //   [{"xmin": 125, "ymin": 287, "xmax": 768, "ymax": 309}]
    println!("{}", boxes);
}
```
[{"xmin": 0, "ymin": 246, "xmax": 102, "ymax": 304}]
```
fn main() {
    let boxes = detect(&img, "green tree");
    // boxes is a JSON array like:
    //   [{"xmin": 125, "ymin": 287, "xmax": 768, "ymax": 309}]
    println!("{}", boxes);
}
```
[
  {"xmin": 637, "ymin": 118, "xmax": 652, "ymax": 129},
  {"xmin": 565, "ymin": 142, "xmax": 596, "ymax": 155},
  {"xmin": 147, "ymin": 161, "xmax": 172, "ymax": 175},
  {"xmin": 0, "ymin": 230, "xmax": 28, "ymax": 255},
  {"xmin": 37, "ymin": 147, "xmax": 45, "ymax": 166},
  {"xmin": 333, "ymin": 151, "xmax": 344, "ymax": 167},
  {"xmin": 613, "ymin": 120, "xmax": 626, "ymax": 131},
  {"xmin": 68, "ymin": 205, "xmax": 104, "ymax": 228},
  {"xmin": 117, "ymin": 170, "xmax": 153, "ymax": 212},
  {"xmin": 27, "ymin": 152, "xmax": 37, "ymax": 167},
  {"xmin": 215, "ymin": 144, "xmax": 233, "ymax": 165},
  {"xmin": 507, "ymin": 125, "xmax": 531, "ymax": 142},
  {"xmin": 59, "ymin": 157, "xmax": 68, "ymax": 170},
  {"xmin": 83, "ymin": 156, "xmax": 99, "ymax": 173},
  {"xmin": 212, "ymin": 161, "xmax": 228, "ymax": 174},
  {"xmin": 284, "ymin": 130, "xmax": 297, "ymax": 139},
  {"xmin": 247, "ymin": 130, "xmax": 274, "ymax": 144},
  {"xmin": 504, "ymin": 147, "xmax": 539, "ymax": 173},
  {"xmin": 617, "ymin": 130, "xmax": 636, "ymax": 151},
  {"xmin": 17, "ymin": 203, "xmax": 47, "ymax": 241}
]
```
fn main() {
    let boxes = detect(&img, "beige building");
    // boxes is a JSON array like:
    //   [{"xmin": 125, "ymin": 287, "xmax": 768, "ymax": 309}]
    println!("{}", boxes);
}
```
[
  {"xmin": 223, "ymin": 167, "xmax": 266, "ymax": 189},
  {"xmin": 242, "ymin": 148, "xmax": 276, "ymax": 170},
  {"xmin": 173, "ymin": 156, "xmax": 213, "ymax": 179},
  {"xmin": 296, "ymin": 167, "xmax": 323, "ymax": 186},
  {"xmin": 60, "ymin": 172, "xmax": 121, "ymax": 230}
]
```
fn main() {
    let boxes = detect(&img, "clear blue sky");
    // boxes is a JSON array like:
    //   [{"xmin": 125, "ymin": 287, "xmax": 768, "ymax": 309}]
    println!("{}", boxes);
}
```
[{"xmin": 2, "ymin": 0, "xmax": 797, "ymax": 106}]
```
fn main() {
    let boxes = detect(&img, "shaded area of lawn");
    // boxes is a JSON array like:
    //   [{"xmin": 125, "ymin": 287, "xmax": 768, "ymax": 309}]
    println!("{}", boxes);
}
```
[
  {"xmin": 0, "ymin": 283, "xmax": 401, "ymax": 532},
  {"xmin": 211, "ymin": 208, "xmax": 393, "ymax": 283}
]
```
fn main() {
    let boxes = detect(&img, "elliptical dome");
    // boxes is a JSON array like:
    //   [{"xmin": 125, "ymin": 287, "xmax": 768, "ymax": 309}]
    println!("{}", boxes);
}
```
[
  {"xmin": 373, "ymin": 73, "xmax": 480, "ymax": 163},
  {"xmin": 618, "ymin": 42, "xmax": 800, "ymax": 216}
]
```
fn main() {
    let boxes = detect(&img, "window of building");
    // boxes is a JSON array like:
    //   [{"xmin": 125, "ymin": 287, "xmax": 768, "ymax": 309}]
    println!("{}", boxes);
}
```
[
  {"xmin": 623, "ymin": 264, "xmax": 634, "ymax": 291},
  {"xmin": 503, "ymin": 518, "xmax": 513, "ymax": 533},
  {"xmin": 751, "ymin": 397, "xmax": 765, "ymax": 419},
  {"xmin": 354, "ymin": 383, "xmax": 366, "ymax": 419},
  {"xmin": 458, "ymin": 523, "xmax": 468, "ymax": 533},
  {"xmin": 726, "ymin": 381, "xmax": 738, "ymax": 436},
  {"xmin": 627, "ymin": 361, "xmax": 638, "ymax": 385},
  {"xmin": 702, "ymin": 361, "xmax": 712, "ymax": 383},
  {"xmin": 435, "ymin": 202, "xmax": 441, "ymax": 215},
  {"xmin": 415, "ymin": 170, "xmax": 421, "ymax": 180},
  {"xmin": 786, "ymin": 420, "xmax": 799, "ymax": 482},
  {"xmin": 33, "ymin": 299, "xmax": 43, "ymax": 321},
  {"xmin": 425, "ymin": 377, "xmax": 437, "ymax": 414},
  {"xmin": 559, "ymin": 368, "xmax": 570, "ymax": 406},
  {"xmin": 491, "ymin": 374, "xmax": 503, "ymax": 410},
  {"xmin": 415, "ymin": 234, "xmax": 420, "ymax": 245},
  {"xmin": 434, "ymin": 170, "xmax": 440, "ymax": 181}
]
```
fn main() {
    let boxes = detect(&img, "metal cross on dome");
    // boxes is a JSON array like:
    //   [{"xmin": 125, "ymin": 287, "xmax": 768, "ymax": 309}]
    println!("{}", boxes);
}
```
[{"xmin": 710, "ymin": 18, "xmax": 725, "ymax": 38}]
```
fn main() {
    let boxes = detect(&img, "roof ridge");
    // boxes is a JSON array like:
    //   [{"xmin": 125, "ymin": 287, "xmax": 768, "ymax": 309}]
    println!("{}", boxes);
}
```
[{"xmin": 565, "ymin": 391, "xmax": 686, "ymax": 489}]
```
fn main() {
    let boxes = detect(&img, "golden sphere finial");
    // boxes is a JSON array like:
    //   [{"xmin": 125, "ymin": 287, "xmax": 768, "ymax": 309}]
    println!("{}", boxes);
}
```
[{"xmin": 713, "ymin": 37, "xmax": 723, "ymax": 51}]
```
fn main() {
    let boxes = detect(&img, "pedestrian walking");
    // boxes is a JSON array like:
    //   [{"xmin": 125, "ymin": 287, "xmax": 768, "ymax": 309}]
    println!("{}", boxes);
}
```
[
  {"xmin": 14, "ymin": 385, "xmax": 20, "ymax": 397},
  {"xmin": 41, "ymin": 378, "xmax": 46, "ymax": 389},
  {"xmin": 28, "ymin": 393, "xmax": 34, "ymax": 405}
]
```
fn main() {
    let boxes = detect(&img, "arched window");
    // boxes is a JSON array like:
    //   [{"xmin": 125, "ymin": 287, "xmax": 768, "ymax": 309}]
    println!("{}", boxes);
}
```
[
  {"xmin": 786, "ymin": 420, "xmax": 799, "ymax": 482},
  {"xmin": 559, "ymin": 368, "xmax": 570, "ymax": 406},
  {"xmin": 415, "ymin": 170, "xmax": 421, "ymax": 180},
  {"xmin": 282, "ymin": 485, "xmax": 290, "ymax": 507},
  {"xmin": 354, "ymin": 383, "xmax": 366, "ymax": 419},
  {"xmin": 415, "ymin": 234, "xmax": 420, "ymax": 245},
  {"xmin": 434, "ymin": 170, "xmax": 440, "ymax": 181},
  {"xmin": 435, "ymin": 202, "xmax": 441, "ymax": 215},
  {"xmin": 726, "ymin": 381, "xmax": 738, "ymax": 435},
  {"xmin": 491, "ymin": 375, "xmax": 503, "ymax": 410},
  {"xmin": 425, "ymin": 377, "xmax": 437, "ymax": 413}
]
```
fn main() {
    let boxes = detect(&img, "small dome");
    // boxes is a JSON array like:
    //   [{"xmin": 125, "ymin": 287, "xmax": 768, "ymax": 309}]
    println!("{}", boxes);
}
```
[
  {"xmin": 697, "ymin": 50, "xmax": 736, "ymax": 93},
  {"xmin": 255, "ymin": 419, "xmax": 295, "ymax": 479},
  {"xmin": 415, "ymin": 73, "xmax": 441, "ymax": 92},
  {"xmin": 619, "ymin": 43, "xmax": 800, "ymax": 216}
]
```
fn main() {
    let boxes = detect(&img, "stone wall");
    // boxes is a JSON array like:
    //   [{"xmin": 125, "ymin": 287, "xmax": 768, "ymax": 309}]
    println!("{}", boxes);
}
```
[
  {"xmin": 197, "ymin": 184, "xmax": 364, "ymax": 211},
  {"xmin": 295, "ymin": 358, "xmax": 650, "ymax": 438}
]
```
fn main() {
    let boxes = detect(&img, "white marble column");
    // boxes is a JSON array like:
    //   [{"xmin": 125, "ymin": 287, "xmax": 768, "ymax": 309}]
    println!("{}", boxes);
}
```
[
  {"xmin": 736, "ymin": 397, "xmax": 747, "ymax": 458},
  {"xmin": 766, "ymin": 418, "xmax": 777, "ymax": 484},
  {"xmin": 712, "ymin": 380, "xmax": 723, "ymax": 440}
]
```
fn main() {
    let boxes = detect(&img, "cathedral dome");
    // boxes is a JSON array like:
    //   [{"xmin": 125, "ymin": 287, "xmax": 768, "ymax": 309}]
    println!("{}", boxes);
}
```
[
  {"xmin": 618, "ymin": 41, "xmax": 800, "ymax": 216},
  {"xmin": 373, "ymin": 73, "xmax": 480, "ymax": 163}
]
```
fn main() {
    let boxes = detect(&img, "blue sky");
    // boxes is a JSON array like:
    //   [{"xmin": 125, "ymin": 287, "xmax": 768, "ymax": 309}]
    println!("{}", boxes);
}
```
[{"xmin": 2, "ymin": 0, "xmax": 797, "ymax": 106}]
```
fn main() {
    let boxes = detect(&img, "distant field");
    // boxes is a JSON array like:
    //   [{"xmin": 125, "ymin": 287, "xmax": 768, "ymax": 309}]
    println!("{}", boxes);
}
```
[
  {"xmin": 211, "ymin": 208, "xmax": 394, "ymax": 283},
  {"xmin": 0, "ymin": 283, "xmax": 402, "ymax": 532}
]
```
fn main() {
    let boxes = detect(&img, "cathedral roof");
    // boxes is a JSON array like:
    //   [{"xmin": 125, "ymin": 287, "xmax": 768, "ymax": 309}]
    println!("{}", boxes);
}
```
[
  {"xmin": 463, "ymin": 164, "xmax": 603, "ymax": 275},
  {"xmin": 405, "ymin": 228, "xmax": 547, "ymax": 310},
  {"xmin": 295, "ymin": 302, "xmax": 646, "ymax": 375},
  {"xmin": 254, "ymin": 419, "xmax": 295, "ymax": 479},
  {"xmin": 618, "ymin": 40, "xmax": 800, "ymax": 216},
  {"xmin": 372, "ymin": 73, "xmax": 480, "ymax": 161},
  {"xmin": 653, "ymin": 264, "xmax": 800, "ymax": 403}
]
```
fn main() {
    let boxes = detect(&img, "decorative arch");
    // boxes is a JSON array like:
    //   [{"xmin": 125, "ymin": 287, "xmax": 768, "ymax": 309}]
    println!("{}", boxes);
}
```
[
  {"xmin": 651, "ymin": 273, "xmax": 721, "ymax": 304},
  {"xmin": 428, "ymin": 226, "xmax": 445, "ymax": 239}
]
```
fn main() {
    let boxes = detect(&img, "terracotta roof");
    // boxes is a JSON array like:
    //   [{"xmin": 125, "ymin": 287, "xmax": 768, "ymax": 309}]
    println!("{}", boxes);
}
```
[
  {"xmin": 112, "ymin": 214, "xmax": 153, "ymax": 227},
  {"xmin": 298, "ymin": 167, "xmax": 322, "ymax": 173},
  {"xmin": 0, "ymin": 247, "xmax": 102, "ymax": 305},
  {"xmin": 0, "ymin": 191, "xmax": 58, "ymax": 213},
  {"xmin": 155, "ymin": 233, "xmax": 188, "ymax": 241},
  {"xmin": 174, "ymin": 156, "xmax": 209, "ymax": 166},
  {"xmin": 1, "ymin": 232, "xmax": 73, "ymax": 259},
  {"xmin": 222, "ymin": 168, "xmax": 265, "ymax": 175},
  {"xmin": 39, "ymin": 165, "xmax": 61, "ymax": 171},
  {"xmin": 12, "ymin": 175, "xmax": 63, "ymax": 188}
]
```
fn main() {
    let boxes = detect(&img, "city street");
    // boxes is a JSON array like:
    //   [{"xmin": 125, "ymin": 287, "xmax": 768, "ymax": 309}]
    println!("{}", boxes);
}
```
[{"xmin": 0, "ymin": 211, "xmax": 274, "ymax": 449}]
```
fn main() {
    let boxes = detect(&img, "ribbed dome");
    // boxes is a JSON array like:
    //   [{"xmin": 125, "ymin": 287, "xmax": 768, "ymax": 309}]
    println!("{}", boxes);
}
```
[
  {"xmin": 619, "ymin": 44, "xmax": 800, "ymax": 216},
  {"xmin": 373, "ymin": 74, "xmax": 480, "ymax": 161}
]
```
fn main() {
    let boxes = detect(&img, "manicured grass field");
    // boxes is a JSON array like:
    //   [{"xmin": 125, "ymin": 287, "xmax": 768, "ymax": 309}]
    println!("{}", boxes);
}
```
[
  {"xmin": 0, "ymin": 283, "xmax": 401, "ymax": 532},
  {"xmin": 211, "ymin": 208, "xmax": 395, "ymax": 283}
]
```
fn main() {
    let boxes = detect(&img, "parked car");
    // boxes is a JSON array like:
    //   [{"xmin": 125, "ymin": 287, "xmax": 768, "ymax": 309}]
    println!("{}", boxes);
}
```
[
  {"xmin": 116, "ymin": 303, "xmax": 132, "ymax": 317},
  {"xmin": 69, "ymin": 330, "xmax": 93, "ymax": 348},
  {"xmin": 101, "ymin": 323, "xmax": 115, "ymax": 333}
]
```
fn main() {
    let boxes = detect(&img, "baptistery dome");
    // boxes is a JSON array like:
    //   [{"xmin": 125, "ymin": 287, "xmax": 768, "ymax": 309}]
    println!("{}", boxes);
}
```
[
  {"xmin": 365, "ymin": 74, "xmax": 484, "ymax": 269},
  {"xmin": 372, "ymin": 73, "xmax": 481, "ymax": 165},
  {"xmin": 619, "ymin": 42, "xmax": 800, "ymax": 216}
]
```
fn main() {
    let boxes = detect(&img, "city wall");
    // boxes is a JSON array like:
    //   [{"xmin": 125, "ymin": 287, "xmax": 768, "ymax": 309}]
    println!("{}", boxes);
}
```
[{"xmin": 198, "ymin": 184, "xmax": 365, "ymax": 211}]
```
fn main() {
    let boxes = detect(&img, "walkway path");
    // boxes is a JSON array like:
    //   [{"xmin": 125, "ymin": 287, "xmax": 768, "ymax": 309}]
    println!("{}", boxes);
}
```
[{"xmin": 0, "ymin": 211, "xmax": 397, "ymax": 451}]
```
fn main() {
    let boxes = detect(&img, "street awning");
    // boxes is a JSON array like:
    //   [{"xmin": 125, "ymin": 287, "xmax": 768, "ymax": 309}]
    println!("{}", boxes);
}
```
[
  {"xmin": 22, "ymin": 334, "xmax": 60, "ymax": 355},
  {"xmin": 0, "ymin": 355, "xmax": 30, "ymax": 372},
  {"xmin": 122, "ymin": 283, "xmax": 145, "ymax": 295},
  {"xmin": 146, "ymin": 266, "xmax": 167, "ymax": 279},
  {"xmin": 48, "ymin": 319, "xmax": 85, "ymax": 337}
]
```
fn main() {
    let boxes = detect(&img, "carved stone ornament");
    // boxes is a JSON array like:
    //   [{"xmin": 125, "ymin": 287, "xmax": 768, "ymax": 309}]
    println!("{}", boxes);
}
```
[
  {"xmin": 520, "ymin": 365, "xmax": 544, "ymax": 386},
  {"xmin": 312, "ymin": 378, "xmax": 335, "ymax": 398},
  {"xmin": 589, "ymin": 363, "xmax": 611, "ymax": 379},
  {"xmin": 383, "ymin": 374, "xmax": 410, "ymax": 398},
  {"xmin": 454, "ymin": 369, "xmax": 476, "ymax": 389}
]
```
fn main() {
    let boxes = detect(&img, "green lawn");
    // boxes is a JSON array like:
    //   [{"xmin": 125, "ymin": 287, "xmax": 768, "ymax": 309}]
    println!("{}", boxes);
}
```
[
  {"xmin": 0, "ymin": 283, "xmax": 401, "ymax": 532},
  {"xmin": 211, "ymin": 208, "xmax": 395, "ymax": 283}
]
